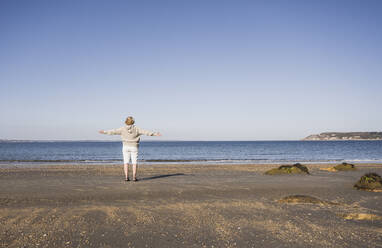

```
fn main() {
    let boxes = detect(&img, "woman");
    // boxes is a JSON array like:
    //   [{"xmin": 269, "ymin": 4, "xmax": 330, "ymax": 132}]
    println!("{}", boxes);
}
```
[{"xmin": 99, "ymin": 116, "xmax": 161, "ymax": 181}]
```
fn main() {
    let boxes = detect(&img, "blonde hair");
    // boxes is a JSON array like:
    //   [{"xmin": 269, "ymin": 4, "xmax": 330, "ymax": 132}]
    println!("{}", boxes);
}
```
[{"xmin": 125, "ymin": 116, "xmax": 135, "ymax": 125}]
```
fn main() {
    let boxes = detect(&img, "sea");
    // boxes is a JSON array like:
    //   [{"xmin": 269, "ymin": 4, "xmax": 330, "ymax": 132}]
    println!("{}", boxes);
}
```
[{"xmin": 1, "ymin": 140, "xmax": 382, "ymax": 167}]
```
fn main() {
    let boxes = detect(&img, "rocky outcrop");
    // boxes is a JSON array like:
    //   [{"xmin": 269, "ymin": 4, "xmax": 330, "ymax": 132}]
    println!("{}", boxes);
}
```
[
  {"xmin": 265, "ymin": 163, "xmax": 310, "ymax": 175},
  {"xmin": 302, "ymin": 132, "xmax": 382, "ymax": 141},
  {"xmin": 320, "ymin": 162, "xmax": 357, "ymax": 172},
  {"xmin": 354, "ymin": 173, "xmax": 382, "ymax": 192},
  {"xmin": 334, "ymin": 162, "xmax": 356, "ymax": 171}
]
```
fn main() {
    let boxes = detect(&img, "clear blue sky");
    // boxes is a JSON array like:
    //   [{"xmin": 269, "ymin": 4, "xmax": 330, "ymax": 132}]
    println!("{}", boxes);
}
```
[{"xmin": 1, "ymin": 0, "xmax": 381, "ymax": 140}]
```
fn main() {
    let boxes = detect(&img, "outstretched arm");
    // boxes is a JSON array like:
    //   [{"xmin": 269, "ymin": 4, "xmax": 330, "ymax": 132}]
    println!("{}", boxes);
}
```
[
  {"xmin": 137, "ymin": 127, "xmax": 161, "ymax": 136},
  {"xmin": 98, "ymin": 128, "xmax": 123, "ymax": 135}
]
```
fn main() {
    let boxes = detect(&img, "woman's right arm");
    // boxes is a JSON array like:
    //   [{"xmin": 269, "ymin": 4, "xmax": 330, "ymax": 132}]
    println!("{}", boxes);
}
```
[{"xmin": 99, "ymin": 128, "xmax": 122, "ymax": 135}]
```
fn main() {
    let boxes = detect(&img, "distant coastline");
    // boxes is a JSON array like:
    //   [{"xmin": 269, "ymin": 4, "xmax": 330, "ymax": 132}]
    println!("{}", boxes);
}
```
[
  {"xmin": 302, "ymin": 132, "xmax": 382, "ymax": 141},
  {"xmin": 0, "ymin": 139, "xmax": 120, "ymax": 143}
]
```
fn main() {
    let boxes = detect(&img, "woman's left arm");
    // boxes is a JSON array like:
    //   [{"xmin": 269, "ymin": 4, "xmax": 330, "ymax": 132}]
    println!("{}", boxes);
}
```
[{"xmin": 137, "ymin": 127, "xmax": 161, "ymax": 136}]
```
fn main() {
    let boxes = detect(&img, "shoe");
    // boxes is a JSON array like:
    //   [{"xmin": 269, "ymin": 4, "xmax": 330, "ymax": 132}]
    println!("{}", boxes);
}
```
[
  {"xmin": 125, "ymin": 178, "xmax": 130, "ymax": 182},
  {"xmin": 133, "ymin": 178, "xmax": 139, "ymax": 182}
]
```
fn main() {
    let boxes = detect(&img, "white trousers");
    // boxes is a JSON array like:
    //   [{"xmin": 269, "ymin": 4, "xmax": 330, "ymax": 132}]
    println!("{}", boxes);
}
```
[{"xmin": 122, "ymin": 146, "xmax": 138, "ymax": 164}]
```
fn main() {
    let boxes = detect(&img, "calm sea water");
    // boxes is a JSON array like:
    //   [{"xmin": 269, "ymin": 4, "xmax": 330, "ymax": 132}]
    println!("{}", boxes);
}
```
[{"xmin": 0, "ymin": 141, "xmax": 382, "ymax": 167}]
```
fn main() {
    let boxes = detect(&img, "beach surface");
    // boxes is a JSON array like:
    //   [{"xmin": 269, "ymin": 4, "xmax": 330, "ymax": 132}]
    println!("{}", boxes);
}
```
[{"xmin": 1, "ymin": 163, "xmax": 382, "ymax": 248}]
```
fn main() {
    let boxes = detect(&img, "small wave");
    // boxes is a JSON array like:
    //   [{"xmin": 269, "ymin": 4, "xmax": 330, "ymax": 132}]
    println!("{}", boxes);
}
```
[
  {"xmin": 345, "ymin": 159, "xmax": 382, "ymax": 162},
  {"xmin": 142, "ymin": 158, "xmax": 268, "ymax": 163}
]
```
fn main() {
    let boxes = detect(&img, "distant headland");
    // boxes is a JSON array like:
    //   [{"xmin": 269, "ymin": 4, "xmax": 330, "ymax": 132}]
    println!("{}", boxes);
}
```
[{"xmin": 303, "ymin": 132, "xmax": 382, "ymax": 141}]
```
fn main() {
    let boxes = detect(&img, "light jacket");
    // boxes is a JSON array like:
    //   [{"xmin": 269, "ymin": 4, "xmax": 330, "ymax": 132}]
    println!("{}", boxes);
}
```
[{"xmin": 104, "ymin": 125, "xmax": 158, "ymax": 147}]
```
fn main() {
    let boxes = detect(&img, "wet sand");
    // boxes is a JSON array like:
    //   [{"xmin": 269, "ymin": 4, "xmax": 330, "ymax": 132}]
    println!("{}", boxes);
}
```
[{"xmin": 1, "ymin": 163, "xmax": 382, "ymax": 248}]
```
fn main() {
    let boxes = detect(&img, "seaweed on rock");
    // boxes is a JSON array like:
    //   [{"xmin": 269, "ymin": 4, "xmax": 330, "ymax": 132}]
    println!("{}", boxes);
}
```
[
  {"xmin": 320, "ymin": 162, "xmax": 357, "ymax": 172},
  {"xmin": 354, "ymin": 173, "xmax": 382, "ymax": 192},
  {"xmin": 265, "ymin": 163, "xmax": 310, "ymax": 175},
  {"xmin": 333, "ymin": 162, "xmax": 356, "ymax": 171}
]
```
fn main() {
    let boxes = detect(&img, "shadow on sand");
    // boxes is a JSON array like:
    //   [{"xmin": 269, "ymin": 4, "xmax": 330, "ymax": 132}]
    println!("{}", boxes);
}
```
[{"xmin": 140, "ymin": 173, "xmax": 186, "ymax": 181}]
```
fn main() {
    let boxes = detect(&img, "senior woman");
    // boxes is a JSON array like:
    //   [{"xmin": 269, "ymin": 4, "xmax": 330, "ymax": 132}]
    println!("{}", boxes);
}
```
[{"xmin": 99, "ymin": 116, "xmax": 161, "ymax": 181}]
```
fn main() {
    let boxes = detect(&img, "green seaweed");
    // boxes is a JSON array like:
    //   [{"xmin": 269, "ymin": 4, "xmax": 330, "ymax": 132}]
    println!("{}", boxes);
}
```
[
  {"xmin": 265, "ymin": 163, "xmax": 310, "ymax": 175},
  {"xmin": 354, "ymin": 173, "xmax": 382, "ymax": 191},
  {"xmin": 334, "ymin": 162, "xmax": 356, "ymax": 171}
]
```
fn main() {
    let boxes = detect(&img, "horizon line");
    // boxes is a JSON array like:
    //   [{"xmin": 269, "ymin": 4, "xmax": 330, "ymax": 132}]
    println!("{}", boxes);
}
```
[{"xmin": 0, "ymin": 139, "xmax": 303, "ymax": 142}]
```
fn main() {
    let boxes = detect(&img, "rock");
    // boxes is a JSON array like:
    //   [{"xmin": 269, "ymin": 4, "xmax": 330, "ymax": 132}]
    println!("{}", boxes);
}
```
[
  {"xmin": 354, "ymin": 173, "xmax": 382, "ymax": 192},
  {"xmin": 278, "ymin": 195, "xmax": 339, "ymax": 205},
  {"xmin": 333, "ymin": 162, "xmax": 356, "ymax": 171},
  {"xmin": 265, "ymin": 163, "xmax": 310, "ymax": 175},
  {"xmin": 320, "ymin": 162, "xmax": 357, "ymax": 172}
]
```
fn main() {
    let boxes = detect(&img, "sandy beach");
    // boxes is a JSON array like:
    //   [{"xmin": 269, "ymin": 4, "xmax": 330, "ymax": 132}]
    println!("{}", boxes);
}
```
[{"xmin": 1, "ymin": 163, "xmax": 381, "ymax": 248}]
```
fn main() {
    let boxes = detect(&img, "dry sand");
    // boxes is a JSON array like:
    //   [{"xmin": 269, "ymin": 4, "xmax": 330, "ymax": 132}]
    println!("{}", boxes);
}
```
[{"xmin": 1, "ymin": 163, "xmax": 382, "ymax": 248}]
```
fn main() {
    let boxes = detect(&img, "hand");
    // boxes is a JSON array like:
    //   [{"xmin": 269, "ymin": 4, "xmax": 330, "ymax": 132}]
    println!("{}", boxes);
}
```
[
  {"xmin": 99, "ymin": 130, "xmax": 105, "ymax": 134},
  {"xmin": 155, "ymin": 132, "xmax": 162, "ymax": 136}
]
